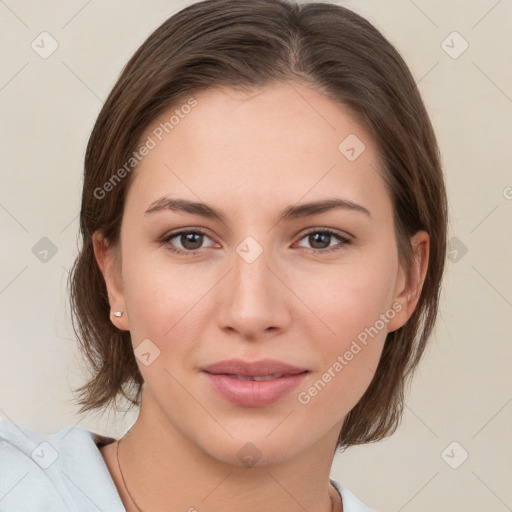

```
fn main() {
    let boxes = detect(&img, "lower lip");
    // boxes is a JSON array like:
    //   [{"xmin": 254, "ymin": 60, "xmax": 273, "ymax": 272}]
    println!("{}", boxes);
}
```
[{"xmin": 202, "ymin": 372, "xmax": 308, "ymax": 407}]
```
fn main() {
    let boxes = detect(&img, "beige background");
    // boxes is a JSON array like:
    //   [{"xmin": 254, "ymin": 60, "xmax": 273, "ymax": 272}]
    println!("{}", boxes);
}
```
[{"xmin": 1, "ymin": 1, "xmax": 511, "ymax": 511}]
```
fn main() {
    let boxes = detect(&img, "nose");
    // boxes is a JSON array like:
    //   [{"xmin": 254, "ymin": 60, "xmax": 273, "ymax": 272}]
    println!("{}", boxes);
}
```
[{"xmin": 216, "ymin": 241, "xmax": 292, "ymax": 342}]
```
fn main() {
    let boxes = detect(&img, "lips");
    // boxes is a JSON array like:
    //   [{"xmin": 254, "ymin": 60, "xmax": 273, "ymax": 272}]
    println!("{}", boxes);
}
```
[{"xmin": 201, "ymin": 359, "xmax": 309, "ymax": 407}]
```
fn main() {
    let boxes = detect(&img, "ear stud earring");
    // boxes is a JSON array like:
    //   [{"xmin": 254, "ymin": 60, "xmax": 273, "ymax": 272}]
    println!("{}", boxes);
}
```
[{"xmin": 113, "ymin": 311, "xmax": 123, "ymax": 317}]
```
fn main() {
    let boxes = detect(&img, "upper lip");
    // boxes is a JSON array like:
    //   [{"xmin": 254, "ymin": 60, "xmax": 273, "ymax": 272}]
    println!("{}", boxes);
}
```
[{"xmin": 201, "ymin": 359, "xmax": 308, "ymax": 377}]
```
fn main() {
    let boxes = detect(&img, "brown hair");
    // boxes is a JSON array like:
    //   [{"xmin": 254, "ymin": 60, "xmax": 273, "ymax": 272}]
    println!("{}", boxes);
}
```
[{"xmin": 69, "ymin": 0, "xmax": 447, "ymax": 451}]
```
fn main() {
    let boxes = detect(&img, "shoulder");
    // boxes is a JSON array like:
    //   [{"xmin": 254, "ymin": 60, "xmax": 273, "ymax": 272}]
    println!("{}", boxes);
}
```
[
  {"xmin": 0, "ymin": 416, "xmax": 126, "ymax": 511},
  {"xmin": 330, "ymin": 478, "xmax": 376, "ymax": 512}
]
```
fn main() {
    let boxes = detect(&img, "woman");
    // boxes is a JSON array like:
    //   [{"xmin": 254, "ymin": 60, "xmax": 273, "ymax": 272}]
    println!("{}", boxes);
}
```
[{"xmin": 0, "ymin": 0, "xmax": 447, "ymax": 510}]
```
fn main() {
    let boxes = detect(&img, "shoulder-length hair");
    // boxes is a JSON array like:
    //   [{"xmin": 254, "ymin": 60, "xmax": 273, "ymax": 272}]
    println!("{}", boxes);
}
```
[{"xmin": 69, "ymin": 0, "xmax": 447, "ymax": 451}]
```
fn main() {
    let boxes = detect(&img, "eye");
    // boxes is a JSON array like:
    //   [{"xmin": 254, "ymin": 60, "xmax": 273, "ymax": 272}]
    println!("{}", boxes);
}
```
[
  {"xmin": 162, "ymin": 227, "xmax": 351, "ymax": 256},
  {"xmin": 295, "ymin": 228, "xmax": 351, "ymax": 254},
  {"xmin": 163, "ymin": 229, "xmax": 217, "ymax": 256}
]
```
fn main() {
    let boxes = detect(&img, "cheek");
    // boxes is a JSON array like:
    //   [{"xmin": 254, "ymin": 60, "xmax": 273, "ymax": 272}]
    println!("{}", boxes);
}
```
[
  {"xmin": 294, "ymin": 296, "xmax": 391, "ymax": 419},
  {"xmin": 296, "ymin": 245, "xmax": 398, "ymax": 395},
  {"xmin": 120, "ymin": 243, "xmax": 196, "ymax": 342},
  {"xmin": 299, "ymin": 247, "xmax": 398, "ymax": 343}
]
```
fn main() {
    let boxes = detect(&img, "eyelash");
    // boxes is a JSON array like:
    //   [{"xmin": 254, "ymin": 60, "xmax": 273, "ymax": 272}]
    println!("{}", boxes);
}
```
[{"xmin": 162, "ymin": 228, "xmax": 351, "ymax": 256}]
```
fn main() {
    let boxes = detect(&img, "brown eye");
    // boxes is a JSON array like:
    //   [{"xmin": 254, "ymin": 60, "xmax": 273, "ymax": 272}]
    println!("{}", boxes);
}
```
[
  {"xmin": 296, "ymin": 229, "xmax": 351, "ymax": 254},
  {"xmin": 163, "ymin": 229, "xmax": 215, "ymax": 255}
]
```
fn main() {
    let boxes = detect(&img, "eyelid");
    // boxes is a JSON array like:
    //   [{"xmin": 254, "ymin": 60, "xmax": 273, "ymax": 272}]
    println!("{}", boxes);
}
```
[
  {"xmin": 293, "ymin": 227, "xmax": 352, "ymax": 253},
  {"xmin": 161, "ymin": 227, "xmax": 217, "ymax": 253},
  {"xmin": 298, "ymin": 226, "xmax": 353, "ymax": 242}
]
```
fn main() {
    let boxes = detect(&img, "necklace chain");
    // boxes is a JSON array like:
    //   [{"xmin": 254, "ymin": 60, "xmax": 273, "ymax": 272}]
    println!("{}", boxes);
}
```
[
  {"xmin": 116, "ymin": 432, "xmax": 341, "ymax": 512},
  {"xmin": 117, "ymin": 432, "xmax": 145, "ymax": 512}
]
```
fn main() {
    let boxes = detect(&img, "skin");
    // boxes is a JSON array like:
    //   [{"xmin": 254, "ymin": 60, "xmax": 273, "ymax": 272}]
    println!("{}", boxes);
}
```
[{"xmin": 94, "ymin": 81, "xmax": 429, "ymax": 512}]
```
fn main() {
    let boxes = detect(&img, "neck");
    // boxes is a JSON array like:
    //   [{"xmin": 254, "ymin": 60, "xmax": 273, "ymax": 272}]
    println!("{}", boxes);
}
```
[{"xmin": 112, "ymin": 392, "xmax": 343, "ymax": 512}]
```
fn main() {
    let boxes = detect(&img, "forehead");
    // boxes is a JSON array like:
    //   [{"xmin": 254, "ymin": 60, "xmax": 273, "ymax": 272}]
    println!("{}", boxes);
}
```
[{"xmin": 126, "ymin": 82, "xmax": 391, "ymax": 223}]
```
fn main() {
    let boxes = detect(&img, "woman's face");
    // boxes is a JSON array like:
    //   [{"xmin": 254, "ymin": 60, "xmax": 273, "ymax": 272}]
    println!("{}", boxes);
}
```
[{"xmin": 97, "ymin": 81, "xmax": 425, "ymax": 466}]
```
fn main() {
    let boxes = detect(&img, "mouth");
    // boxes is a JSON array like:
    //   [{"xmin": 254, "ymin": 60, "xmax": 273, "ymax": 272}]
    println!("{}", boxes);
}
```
[{"xmin": 201, "ymin": 359, "xmax": 309, "ymax": 407}]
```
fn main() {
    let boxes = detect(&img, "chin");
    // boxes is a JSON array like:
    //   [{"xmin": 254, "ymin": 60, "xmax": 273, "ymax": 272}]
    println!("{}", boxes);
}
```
[{"xmin": 195, "ymin": 429, "xmax": 310, "ymax": 469}]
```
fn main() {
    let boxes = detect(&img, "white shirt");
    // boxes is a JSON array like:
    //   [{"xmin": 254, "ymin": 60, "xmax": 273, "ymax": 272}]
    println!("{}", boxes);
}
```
[{"xmin": 0, "ymin": 416, "xmax": 374, "ymax": 511}]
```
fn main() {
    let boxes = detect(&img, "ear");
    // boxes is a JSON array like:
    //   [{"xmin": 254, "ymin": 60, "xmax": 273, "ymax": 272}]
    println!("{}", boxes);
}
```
[
  {"xmin": 387, "ymin": 230, "xmax": 430, "ymax": 333},
  {"xmin": 92, "ymin": 231, "xmax": 130, "ymax": 331}
]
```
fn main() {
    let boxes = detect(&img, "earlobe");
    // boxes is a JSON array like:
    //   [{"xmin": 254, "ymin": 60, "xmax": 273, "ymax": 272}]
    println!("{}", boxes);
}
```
[
  {"xmin": 92, "ymin": 231, "xmax": 129, "ymax": 331},
  {"xmin": 387, "ymin": 231, "xmax": 430, "ymax": 333}
]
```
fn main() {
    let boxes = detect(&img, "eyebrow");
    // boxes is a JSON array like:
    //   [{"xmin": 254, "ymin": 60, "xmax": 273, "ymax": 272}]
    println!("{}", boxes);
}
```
[{"xmin": 144, "ymin": 196, "xmax": 371, "ymax": 223}]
